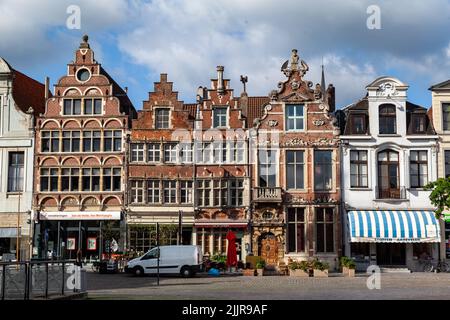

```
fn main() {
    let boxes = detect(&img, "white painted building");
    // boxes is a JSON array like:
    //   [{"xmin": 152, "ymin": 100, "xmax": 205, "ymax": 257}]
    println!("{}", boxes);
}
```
[
  {"xmin": 0, "ymin": 57, "xmax": 47, "ymax": 261},
  {"xmin": 429, "ymin": 79, "xmax": 450, "ymax": 262},
  {"xmin": 338, "ymin": 76, "xmax": 440, "ymax": 272}
]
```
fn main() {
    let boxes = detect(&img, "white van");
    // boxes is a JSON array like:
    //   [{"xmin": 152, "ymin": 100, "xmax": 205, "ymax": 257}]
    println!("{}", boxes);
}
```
[{"xmin": 125, "ymin": 245, "xmax": 203, "ymax": 277}]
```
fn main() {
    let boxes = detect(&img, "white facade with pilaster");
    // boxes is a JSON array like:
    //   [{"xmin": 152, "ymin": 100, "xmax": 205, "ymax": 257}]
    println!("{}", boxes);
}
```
[{"xmin": 339, "ymin": 76, "xmax": 439, "ymax": 272}]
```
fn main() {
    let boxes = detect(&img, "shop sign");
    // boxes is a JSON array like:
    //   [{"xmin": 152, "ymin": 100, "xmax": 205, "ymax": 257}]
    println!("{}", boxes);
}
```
[
  {"xmin": 87, "ymin": 238, "xmax": 97, "ymax": 251},
  {"xmin": 40, "ymin": 211, "xmax": 121, "ymax": 221},
  {"xmin": 67, "ymin": 238, "xmax": 76, "ymax": 250}
]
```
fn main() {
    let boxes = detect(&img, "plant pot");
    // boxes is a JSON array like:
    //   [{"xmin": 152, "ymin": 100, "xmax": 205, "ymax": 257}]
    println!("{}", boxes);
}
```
[
  {"xmin": 243, "ymin": 269, "xmax": 256, "ymax": 276},
  {"xmin": 313, "ymin": 269, "xmax": 329, "ymax": 277},
  {"xmin": 342, "ymin": 266, "xmax": 356, "ymax": 277},
  {"xmin": 289, "ymin": 269, "xmax": 310, "ymax": 277},
  {"xmin": 256, "ymin": 268, "xmax": 264, "ymax": 276}
]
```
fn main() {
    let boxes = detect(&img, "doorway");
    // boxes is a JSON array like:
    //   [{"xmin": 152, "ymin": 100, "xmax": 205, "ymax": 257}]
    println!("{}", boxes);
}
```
[
  {"xmin": 258, "ymin": 233, "xmax": 278, "ymax": 268},
  {"xmin": 376, "ymin": 243, "xmax": 406, "ymax": 266}
]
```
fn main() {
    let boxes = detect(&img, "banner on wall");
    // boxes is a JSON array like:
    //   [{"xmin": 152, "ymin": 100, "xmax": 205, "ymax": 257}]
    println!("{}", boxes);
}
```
[{"xmin": 40, "ymin": 211, "xmax": 121, "ymax": 221}]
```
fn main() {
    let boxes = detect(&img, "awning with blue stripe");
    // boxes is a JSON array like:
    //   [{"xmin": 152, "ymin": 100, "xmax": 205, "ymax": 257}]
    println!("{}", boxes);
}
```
[{"xmin": 347, "ymin": 211, "xmax": 440, "ymax": 243}]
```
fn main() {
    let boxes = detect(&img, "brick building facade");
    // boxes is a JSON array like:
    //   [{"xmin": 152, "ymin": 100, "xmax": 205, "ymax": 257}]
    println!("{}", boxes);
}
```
[
  {"xmin": 250, "ymin": 50, "xmax": 342, "ymax": 269},
  {"xmin": 128, "ymin": 73, "xmax": 196, "ymax": 254},
  {"xmin": 128, "ymin": 67, "xmax": 255, "ymax": 261},
  {"xmin": 32, "ymin": 36, "xmax": 136, "ymax": 260}
]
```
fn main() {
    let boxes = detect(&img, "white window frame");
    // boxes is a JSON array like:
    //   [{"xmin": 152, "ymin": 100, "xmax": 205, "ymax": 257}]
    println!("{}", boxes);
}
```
[
  {"xmin": 130, "ymin": 180, "xmax": 145, "ymax": 204},
  {"xmin": 180, "ymin": 181, "xmax": 193, "ymax": 204},
  {"xmin": 163, "ymin": 180, "xmax": 177, "ymax": 204},
  {"xmin": 213, "ymin": 107, "xmax": 228, "ymax": 128},
  {"xmin": 147, "ymin": 180, "xmax": 160, "ymax": 204},
  {"xmin": 7, "ymin": 151, "xmax": 25, "ymax": 193},
  {"xmin": 286, "ymin": 150, "xmax": 305, "ymax": 190},
  {"xmin": 131, "ymin": 143, "xmax": 145, "ymax": 162},
  {"xmin": 147, "ymin": 143, "xmax": 161, "ymax": 162},
  {"xmin": 164, "ymin": 143, "xmax": 178, "ymax": 163},
  {"xmin": 285, "ymin": 104, "xmax": 305, "ymax": 131},
  {"xmin": 155, "ymin": 108, "xmax": 170, "ymax": 129}
]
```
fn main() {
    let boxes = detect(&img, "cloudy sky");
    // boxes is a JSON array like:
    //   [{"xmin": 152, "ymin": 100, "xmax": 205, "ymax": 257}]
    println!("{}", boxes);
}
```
[{"xmin": 0, "ymin": 0, "xmax": 449, "ymax": 109}]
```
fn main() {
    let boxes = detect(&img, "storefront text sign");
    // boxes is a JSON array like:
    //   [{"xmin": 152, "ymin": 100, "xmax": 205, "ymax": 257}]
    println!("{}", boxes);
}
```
[{"xmin": 39, "ymin": 211, "xmax": 121, "ymax": 221}]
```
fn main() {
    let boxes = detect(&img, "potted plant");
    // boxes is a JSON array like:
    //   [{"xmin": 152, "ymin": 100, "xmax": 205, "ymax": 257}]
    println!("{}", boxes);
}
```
[
  {"xmin": 340, "ymin": 256, "xmax": 356, "ymax": 277},
  {"xmin": 312, "ymin": 259, "xmax": 329, "ymax": 277},
  {"xmin": 289, "ymin": 260, "xmax": 311, "ymax": 277},
  {"xmin": 255, "ymin": 259, "xmax": 266, "ymax": 276}
]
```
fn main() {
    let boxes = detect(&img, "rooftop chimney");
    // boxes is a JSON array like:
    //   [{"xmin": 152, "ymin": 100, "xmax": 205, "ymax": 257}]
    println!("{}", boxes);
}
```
[
  {"xmin": 44, "ymin": 77, "xmax": 50, "ymax": 100},
  {"xmin": 217, "ymin": 66, "xmax": 224, "ymax": 94}
]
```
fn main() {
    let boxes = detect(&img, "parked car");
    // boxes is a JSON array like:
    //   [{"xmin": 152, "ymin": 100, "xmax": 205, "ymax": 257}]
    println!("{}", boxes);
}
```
[{"xmin": 125, "ymin": 245, "xmax": 203, "ymax": 278}]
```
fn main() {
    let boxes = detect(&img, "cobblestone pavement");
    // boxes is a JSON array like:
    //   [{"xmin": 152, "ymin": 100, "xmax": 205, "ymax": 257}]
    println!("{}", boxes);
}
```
[{"xmin": 86, "ymin": 272, "xmax": 450, "ymax": 300}]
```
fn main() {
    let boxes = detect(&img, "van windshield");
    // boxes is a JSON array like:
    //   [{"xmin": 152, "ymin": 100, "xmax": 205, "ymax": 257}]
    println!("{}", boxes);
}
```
[{"xmin": 142, "ymin": 248, "xmax": 159, "ymax": 260}]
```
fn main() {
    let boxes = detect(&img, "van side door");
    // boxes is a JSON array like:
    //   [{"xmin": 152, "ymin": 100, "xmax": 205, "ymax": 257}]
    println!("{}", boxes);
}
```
[{"xmin": 140, "ymin": 248, "xmax": 159, "ymax": 274}]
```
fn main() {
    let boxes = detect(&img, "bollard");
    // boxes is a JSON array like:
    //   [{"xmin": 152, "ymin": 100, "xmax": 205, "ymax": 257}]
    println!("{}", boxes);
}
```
[
  {"xmin": 1, "ymin": 264, "xmax": 5, "ymax": 300},
  {"xmin": 45, "ymin": 263, "xmax": 49, "ymax": 299}
]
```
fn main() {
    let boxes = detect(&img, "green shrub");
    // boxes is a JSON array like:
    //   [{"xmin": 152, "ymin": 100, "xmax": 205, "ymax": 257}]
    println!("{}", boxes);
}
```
[
  {"xmin": 340, "ymin": 256, "xmax": 356, "ymax": 269},
  {"xmin": 211, "ymin": 254, "xmax": 227, "ymax": 264},
  {"xmin": 289, "ymin": 260, "xmax": 312, "ymax": 272},
  {"xmin": 255, "ymin": 259, "xmax": 266, "ymax": 269},
  {"xmin": 312, "ymin": 259, "xmax": 329, "ymax": 271}
]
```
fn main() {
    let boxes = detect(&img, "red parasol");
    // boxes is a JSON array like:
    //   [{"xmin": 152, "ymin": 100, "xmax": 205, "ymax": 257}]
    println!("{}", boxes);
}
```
[{"xmin": 226, "ymin": 230, "xmax": 237, "ymax": 268}]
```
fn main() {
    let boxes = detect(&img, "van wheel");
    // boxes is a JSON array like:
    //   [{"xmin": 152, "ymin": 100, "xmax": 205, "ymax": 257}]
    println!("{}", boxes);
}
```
[
  {"xmin": 134, "ymin": 266, "xmax": 144, "ymax": 277},
  {"xmin": 180, "ymin": 266, "xmax": 193, "ymax": 278}
]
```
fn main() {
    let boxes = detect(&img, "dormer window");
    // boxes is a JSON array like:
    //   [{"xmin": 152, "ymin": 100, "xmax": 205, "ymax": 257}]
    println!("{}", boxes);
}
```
[
  {"xmin": 411, "ymin": 114, "xmax": 426, "ymax": 134},
  {"xmin": 351, "ymin": 114, "xmax": 366, "ymax": 134},
  {"xmin": 213, "ymin": 107, "xmax": 228, "ymax": 128},
  {"xmin": 379, "ymin": 104, "xmax": 396, "ymax": 134},
  {"xmin": 286, "ymin": 104, "xmax": 304, "ymax": 131},
  {"xmin": 155, "ymin": 108, "xmax": 170, "ymax": 129}
]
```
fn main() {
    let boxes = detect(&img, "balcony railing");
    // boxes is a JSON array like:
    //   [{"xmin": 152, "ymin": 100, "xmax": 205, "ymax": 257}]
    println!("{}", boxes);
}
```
[
  {"xmin": 376, "ymin": 187, "xmax": 407, "ymax": 200},
  {"xmin": 253, "ymin": 187, "xmax": 282, "ymax": 202}
]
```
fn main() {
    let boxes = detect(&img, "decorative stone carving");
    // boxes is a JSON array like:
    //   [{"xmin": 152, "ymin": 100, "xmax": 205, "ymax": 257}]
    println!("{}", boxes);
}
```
[
  {"xmin": 291, "ymin": 80, "xmax": 300, "ymax": 90},
  {"xmin": 283, "ymin": 137, "xmax": 339, "ymax": 147},
  {"xmin": 290, "ymin": 49, "xmax": 300, "ymax": 70},
  {"xmin": 314, "ymin": 84, "xmax": 322, "ymax": 100},
  {"xmin": 286, "ymin": 196, "xmax": 338, "ymax": 205},
  {"xmin": 377, "ymin": 82, "xmax": 397, "ymax": 97},
  {"xmin": 269, "ymin": 90, "xmax": 278, "ymax": 101},
  {"xmin": 313, "ymin": 120, "xmax": 325, "ymax": 126},
  {"xmin": 268, "ymin": 120, "xmax": 278, "ymax": 127}
]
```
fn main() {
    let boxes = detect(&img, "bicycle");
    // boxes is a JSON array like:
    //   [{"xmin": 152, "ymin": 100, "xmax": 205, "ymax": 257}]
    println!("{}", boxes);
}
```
[
  {"xmin": 421, "ymin": 259, "xmax": 449, "ymax": 273},
  {"xmin": 91, "ymin": 261, "xmax": 100, "ymax": 273}
]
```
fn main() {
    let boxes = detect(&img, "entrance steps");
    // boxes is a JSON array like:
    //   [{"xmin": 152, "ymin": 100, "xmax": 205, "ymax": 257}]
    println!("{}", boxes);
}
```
[{"xmin": 380, "ymin": 267, "xmax": 411, "ymax": 273}]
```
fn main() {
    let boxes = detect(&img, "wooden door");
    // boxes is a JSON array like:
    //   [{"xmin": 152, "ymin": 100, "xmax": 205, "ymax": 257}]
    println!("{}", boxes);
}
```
[{"xmin": 261, "ymin": 236, "xmax": 278, "ymax": 267}]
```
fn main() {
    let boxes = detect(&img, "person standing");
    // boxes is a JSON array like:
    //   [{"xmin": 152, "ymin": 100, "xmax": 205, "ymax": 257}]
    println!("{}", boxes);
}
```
[{"xmin": 76, "ymin": 249, "xmax": 83, "ymax": 268}]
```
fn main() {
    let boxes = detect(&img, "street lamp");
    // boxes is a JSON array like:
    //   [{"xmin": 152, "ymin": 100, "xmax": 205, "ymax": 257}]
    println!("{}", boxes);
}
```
[{"xmin": 16, "ymin": 191, "xmax": 21, "ymax": 262}]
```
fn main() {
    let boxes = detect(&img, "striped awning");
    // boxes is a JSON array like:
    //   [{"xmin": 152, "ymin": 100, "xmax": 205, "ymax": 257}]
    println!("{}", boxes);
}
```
[{"xmin": 348, "ymin": 211, "xmax": 440, "ymax": 243}]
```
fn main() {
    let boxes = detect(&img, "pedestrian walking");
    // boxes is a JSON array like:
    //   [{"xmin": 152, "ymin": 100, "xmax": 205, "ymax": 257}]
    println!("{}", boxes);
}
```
[{"xmin": 76, "ymin": 249, "xmax": 83, "ymax": 268}]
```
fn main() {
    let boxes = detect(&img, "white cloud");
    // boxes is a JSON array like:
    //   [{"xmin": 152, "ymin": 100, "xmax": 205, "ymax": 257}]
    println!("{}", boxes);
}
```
[
  {"xmin": 0, "ymin": 0, "xmax": 130, "ymax": 66},
  {"xmin": 0, "ymin": 0, "xmax": 449, "ymax": 107},
  {"xmin": 118, "ymin": 0, "xmax": 398, "ymax": 105}
]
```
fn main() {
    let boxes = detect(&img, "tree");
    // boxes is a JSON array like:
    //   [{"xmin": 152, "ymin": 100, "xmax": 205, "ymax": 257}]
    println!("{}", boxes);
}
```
[{"xmin": 424, "ymin": 178, "xmax": 450, "ymax": 218}]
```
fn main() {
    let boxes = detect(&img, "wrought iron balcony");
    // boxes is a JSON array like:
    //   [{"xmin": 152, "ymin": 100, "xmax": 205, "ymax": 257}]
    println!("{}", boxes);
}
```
[
  {"xmin": 253, "ymin": 187, "xmax": 282, "ymax": 202},
  {"xmin": 376, "ymin": 187, "xmax": 407, "ymax": 200}
]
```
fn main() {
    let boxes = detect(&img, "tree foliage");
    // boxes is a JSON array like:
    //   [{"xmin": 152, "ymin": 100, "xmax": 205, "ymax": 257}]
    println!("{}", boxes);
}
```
[{"xmin": 424, "ymin": 178, "xmax": 450, "ymax": 218}]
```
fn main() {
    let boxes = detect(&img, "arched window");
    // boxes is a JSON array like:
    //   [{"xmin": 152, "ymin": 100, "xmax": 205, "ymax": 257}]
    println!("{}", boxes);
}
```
[
  {"xmin": 379, "ymin": 104, "xmax": 397, "ymax": 134},
  {"xmin": 377, "ymin": 150, "xmax": 400, "ymax": 199}
]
